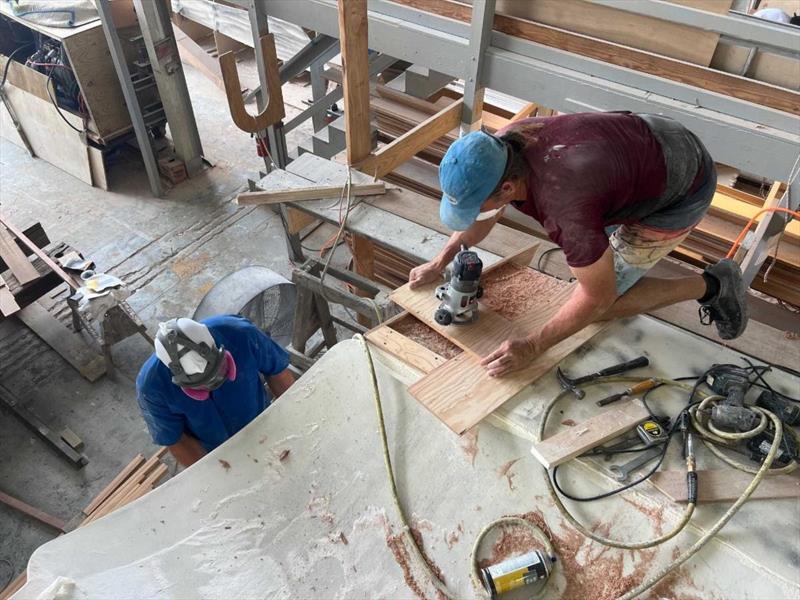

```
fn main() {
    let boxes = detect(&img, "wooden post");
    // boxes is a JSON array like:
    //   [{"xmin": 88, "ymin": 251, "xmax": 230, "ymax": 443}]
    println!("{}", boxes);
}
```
[
  {"xmin": 338, "ymin": 0, "xmax": 377, "ymax": 324},
  {"xmin": 337, "ymin": 0, "xmax": 373, "ymax": 164}
]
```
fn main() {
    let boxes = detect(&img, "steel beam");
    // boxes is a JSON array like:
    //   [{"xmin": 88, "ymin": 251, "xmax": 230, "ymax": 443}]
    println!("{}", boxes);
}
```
[
  {"xmin": 461, "ymin": 0, "xmax": 496, "ymax": 131},
  {"xmin": 587, "ymin": 0, "xmax": 800, "ymax": 58},
  {"xmin": 134, "ymin": 0, "xmax": 205, "ymax": 176},
  {"xmin": 279, "ymin": 34, "xmax": 340, "ymax": 84},
  {"xmin": 96, "ymin": 0, "xmax": 163, "ymax": 197}
]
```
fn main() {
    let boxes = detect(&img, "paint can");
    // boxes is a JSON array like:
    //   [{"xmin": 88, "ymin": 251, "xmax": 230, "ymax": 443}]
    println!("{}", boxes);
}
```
[{"xmin": 479, "ymin": 550, "xmax": 554, "ymax": 597}]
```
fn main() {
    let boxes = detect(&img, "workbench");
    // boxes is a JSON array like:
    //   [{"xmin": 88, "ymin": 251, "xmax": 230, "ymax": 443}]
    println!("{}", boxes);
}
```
[{"xmin": 15, "ymin": 323, "xmax": 800, "ymax": 598}]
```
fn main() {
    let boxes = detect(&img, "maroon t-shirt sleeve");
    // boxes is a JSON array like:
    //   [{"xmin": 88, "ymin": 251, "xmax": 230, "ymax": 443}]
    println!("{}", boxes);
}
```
[{"xmin": 538, "ymin": 194, "xmax": 610, "ymax": 268}]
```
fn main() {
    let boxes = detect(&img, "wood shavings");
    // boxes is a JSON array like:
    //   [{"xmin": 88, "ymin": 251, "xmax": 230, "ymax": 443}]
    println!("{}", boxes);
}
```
[
  {"xmin": 279, "ymin": 449, "xmax": 290, "ymax": 461},
  {"xmin": 390, "ymin": 314, "xmax": 462, "ymax": 359},
  {"xmin": 480, "ymin": 263, "xmax": 570, "ymax": 320},
  {"xmin": 218, "ymin": 459, "xmax": 231, "ymax": 471}
]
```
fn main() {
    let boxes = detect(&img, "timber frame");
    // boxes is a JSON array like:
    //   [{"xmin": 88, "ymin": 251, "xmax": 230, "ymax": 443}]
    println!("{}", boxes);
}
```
[{"xmin": 231, "ymin": 0, "xmax": 798, "ymax": 288}]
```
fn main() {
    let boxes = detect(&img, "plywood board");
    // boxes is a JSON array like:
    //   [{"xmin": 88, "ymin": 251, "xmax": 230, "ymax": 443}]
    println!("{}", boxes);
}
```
[
  {"xmin": 62, "ymin": 24, "xmax": 131, "ymax": 141},
  {"xmin": 650, "ymin": 469, "xmax": 800, "ymax": 503},
  {"xmin": 0, "ymin": 275, "xmax": 20, "ymax": 317},
  {"xmin": 530, "ymin": 399, "xmax": 650, "ymax": 468},
  {"xmin": 389, "ymin": 244, "xmax": 539, "ymax": 359},
  {"xmin": 405, "ymin": 259, "xmax": 607, "ymax": 435},
  {"xmin": 0, "ymin": 83, "xmax": 92, "ymax": 184},
  {"xmin": 408, "ymin": 320, "xmax": 606, "ymax": 434},
  {"xmin": 0, "ymin": 56, "xmax": 53, "ymax": 102}
]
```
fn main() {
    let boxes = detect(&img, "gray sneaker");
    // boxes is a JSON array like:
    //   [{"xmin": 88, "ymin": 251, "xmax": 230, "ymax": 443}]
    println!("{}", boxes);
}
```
[{"xmin": 699, "ymin": 259, "xmax": 749, "ymax": 340}]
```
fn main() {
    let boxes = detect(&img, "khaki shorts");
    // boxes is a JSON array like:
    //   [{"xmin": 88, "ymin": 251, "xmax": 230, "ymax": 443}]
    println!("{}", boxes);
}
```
[{"xmin": 609, "ymin": 224, "xmax": 693, "ymax": 294}]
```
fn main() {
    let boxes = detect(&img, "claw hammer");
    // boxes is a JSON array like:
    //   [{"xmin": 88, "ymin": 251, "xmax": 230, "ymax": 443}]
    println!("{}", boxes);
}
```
[{"xmin": 556, "ymin": 356, "xmax": 650, "ymax": 399}]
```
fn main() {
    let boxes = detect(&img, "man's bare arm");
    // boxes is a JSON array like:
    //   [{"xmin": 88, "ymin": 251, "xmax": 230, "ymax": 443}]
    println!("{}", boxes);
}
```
[
  {"xmin": 168, "ymin": 433, "xmax": 207, "ymax": 467},
  {"xmin": 267, "ymin": 368, "xmax": 295, "ymax": 399},
  {"xmin": 409, "ymin": 209, "xmax": 504, "ymax": 288}
]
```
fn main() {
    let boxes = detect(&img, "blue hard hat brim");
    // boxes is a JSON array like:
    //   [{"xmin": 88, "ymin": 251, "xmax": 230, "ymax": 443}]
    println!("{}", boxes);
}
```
[{"xmin": 440, "ymin": 194, "xmax": 483, "ymax": 231}]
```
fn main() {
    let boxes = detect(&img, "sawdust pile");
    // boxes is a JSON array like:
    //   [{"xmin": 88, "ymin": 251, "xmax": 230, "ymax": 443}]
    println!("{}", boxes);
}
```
[
  {"xmin": 390, "ymin": 315, "xmax": 462, "ymax": 359},
  {"xmin": 478, "ymin": 511, "xmax": 708, "ymax": 600},
  {"xmin": 480, "ymin": 264, "xmax": 570, "ymax": 321}
]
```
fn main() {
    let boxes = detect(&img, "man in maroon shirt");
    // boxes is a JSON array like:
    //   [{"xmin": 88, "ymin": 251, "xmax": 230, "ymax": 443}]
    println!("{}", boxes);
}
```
[{"xmin": 409, "ymin": 112, "xmax": 748, "ymax": 377}]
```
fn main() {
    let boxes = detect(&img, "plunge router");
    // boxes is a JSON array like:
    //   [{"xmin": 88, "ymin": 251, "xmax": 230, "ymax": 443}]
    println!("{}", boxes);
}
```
[{"xmin": 434, "ymin": 246, "xmax": 483, "ymax": 326}]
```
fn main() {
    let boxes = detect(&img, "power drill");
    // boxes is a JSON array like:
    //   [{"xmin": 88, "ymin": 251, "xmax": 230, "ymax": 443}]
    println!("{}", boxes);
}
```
[
  {"xmin": 434, "ymin": 246, "xmax": 483, "ymax": 326},
  {"xmin": 706, "ymin": 367, "xmax": 759, "ymax": 432}
]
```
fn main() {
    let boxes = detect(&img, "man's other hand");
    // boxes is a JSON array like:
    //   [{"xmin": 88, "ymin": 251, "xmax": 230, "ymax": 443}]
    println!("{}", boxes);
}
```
[
  {"xmin": 481, "ymin": 337, "xmax": 539, "ymax": 377},
  {"xmin": 408, "ymin": 262, "xmax": 443, "ymax": 289}
]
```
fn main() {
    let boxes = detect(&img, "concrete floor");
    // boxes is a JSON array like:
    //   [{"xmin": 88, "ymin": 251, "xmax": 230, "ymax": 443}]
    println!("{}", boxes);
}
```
[{"xmin": 0, "ymin": 55, "xmax": 345, "ymax": 585}]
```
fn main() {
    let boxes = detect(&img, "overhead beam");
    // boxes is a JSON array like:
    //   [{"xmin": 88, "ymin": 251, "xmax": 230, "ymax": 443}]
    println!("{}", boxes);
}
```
[
  {"xmin": 337, "ymin": 0, "xmax": 373, "ymax": 165},
  {"xmin": 587, "ymin": 0, "xmax": 800, "ymax": 58}
]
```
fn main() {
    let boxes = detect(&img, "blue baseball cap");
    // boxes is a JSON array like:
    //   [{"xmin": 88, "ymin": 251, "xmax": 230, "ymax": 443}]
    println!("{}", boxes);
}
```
[{"xmin": 439, "ymin": 131, "xmax": 508, "ymax": 231}]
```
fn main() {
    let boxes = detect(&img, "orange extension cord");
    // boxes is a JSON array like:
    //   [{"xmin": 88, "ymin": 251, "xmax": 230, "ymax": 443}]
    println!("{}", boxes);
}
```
[{"xmin": 725, "ymin": 206, "xmax": 800, "ymax": 259}]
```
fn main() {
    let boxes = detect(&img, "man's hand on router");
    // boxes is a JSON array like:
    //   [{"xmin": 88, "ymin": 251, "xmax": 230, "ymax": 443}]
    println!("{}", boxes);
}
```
[
  {"xmin": 408, "ymin": 261, "xmax": 443, "ymax": 289},
  {"xmin": 481, "ymin": 336, "xmax": 541, "ymax": 377}
]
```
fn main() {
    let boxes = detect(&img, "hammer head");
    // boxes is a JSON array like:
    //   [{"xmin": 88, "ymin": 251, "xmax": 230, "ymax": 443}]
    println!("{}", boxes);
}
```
[{"xmin": 556, "ymin": 367, "xmax": 585, "ymax": 400}]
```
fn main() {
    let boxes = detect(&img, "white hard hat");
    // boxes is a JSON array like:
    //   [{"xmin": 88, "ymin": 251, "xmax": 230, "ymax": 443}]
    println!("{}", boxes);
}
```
[{"xmin": 154, "ymin": 318, "xmax": 224, "ymax": 386}]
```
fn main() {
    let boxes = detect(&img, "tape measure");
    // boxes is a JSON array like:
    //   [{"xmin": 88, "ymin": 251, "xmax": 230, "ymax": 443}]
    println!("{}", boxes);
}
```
[
  {"xmin": 480, "ymin": 550, "xmax": 555, "ymax": 597},
  {"xmin": 637, "ymin": 419, "xmax": 668, "ymax": 445}
]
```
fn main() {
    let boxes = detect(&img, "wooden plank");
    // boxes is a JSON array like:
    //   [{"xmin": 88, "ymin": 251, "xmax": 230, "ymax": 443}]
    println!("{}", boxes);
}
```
[
  {"xmin": 511, "ymin": 102, "xmax": 539, "ymax": 122},
  {"xmin": 365, "ymin": 325, "xmax": 447, "ymax": 374},
  {"xmin": 0, "ymin": 83, "xmax": 93, "ymax": 184},
  {"xmin": 83, "ymin": 454, "xmax": 146, "ymax": 516},
  {"xmin": 0, "ymin": 225, "xmax": 39, "ymax": 285},
  {"xmin": 650, "ymin": 470, "xmax": 800, "ymax": 503},
  {"xmin": 16, "ymin": 302, "xmax": 106, "ymax": 382},
  {"xmin": 0, "ymin": 218, "xmax": 79, "ymax": 288},
  {"xmin": 391, "ymin": 0, "xmax": 799, "ymax": 116},
  {"xmin": 409, "ymin": 320, "xmax": 606, "ymax": 434},
  {"xmin": 0, "ymin": 489, "xmax": 66, "ymax": 532},
  {"xmin": 0, "ymin": 275, "xmax": 20, "ymax": 317},
  {"xmin": 358, "ymin": 100, "xmax": 463, "ymax": 178},
  {"xmin": 337, "ymin": 0, "xmax": 373, "ymax": 164},
  {"xmin": 530, "ymin": 399, "xmax": 650, "ymax": 468},
  {"xmin": 0, "ymin": 572, "xmax": 26, "ymax": 600},
  {"xmin": 237, "ymin": 182, "xmax": 386, "ymax": 205}
]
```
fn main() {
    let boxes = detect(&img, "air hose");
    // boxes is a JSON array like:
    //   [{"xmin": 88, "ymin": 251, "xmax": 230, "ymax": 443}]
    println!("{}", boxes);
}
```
[
  {"xmin": 357, "ymin": 335, "xmax": 554, "ymax": 600},
  {"xmin": 537, "ymin": 376, "xmax": 785, "ymax": 599}
]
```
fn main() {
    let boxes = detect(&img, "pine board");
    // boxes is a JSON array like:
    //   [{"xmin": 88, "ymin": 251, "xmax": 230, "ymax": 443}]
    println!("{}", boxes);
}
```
[
  {"xmin": 365, "ymin": 325, "xmax": 447, "ymax": 374},
  {"xmin": 650, "ymin": 469, "xmax": 800, "ymax": 503},
  {"xmin": 530, "ymin": 399, "xmax": 650, "ymax": 468}
]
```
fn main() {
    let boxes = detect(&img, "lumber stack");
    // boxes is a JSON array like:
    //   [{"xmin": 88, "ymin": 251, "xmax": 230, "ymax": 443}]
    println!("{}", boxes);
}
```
[
  {"xmin": 81, "ymin": 449, "xmax": 169, "ymax": 525},
  {"xmin": 0, "ymin": 449, "xmax": 169, "ymax": 600}
]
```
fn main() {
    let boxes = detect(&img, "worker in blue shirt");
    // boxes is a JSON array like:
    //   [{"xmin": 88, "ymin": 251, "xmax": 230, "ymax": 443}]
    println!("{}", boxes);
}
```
[{"xmin": 136, "ymin": 315, "xmax": 295, "ymax": 467}]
